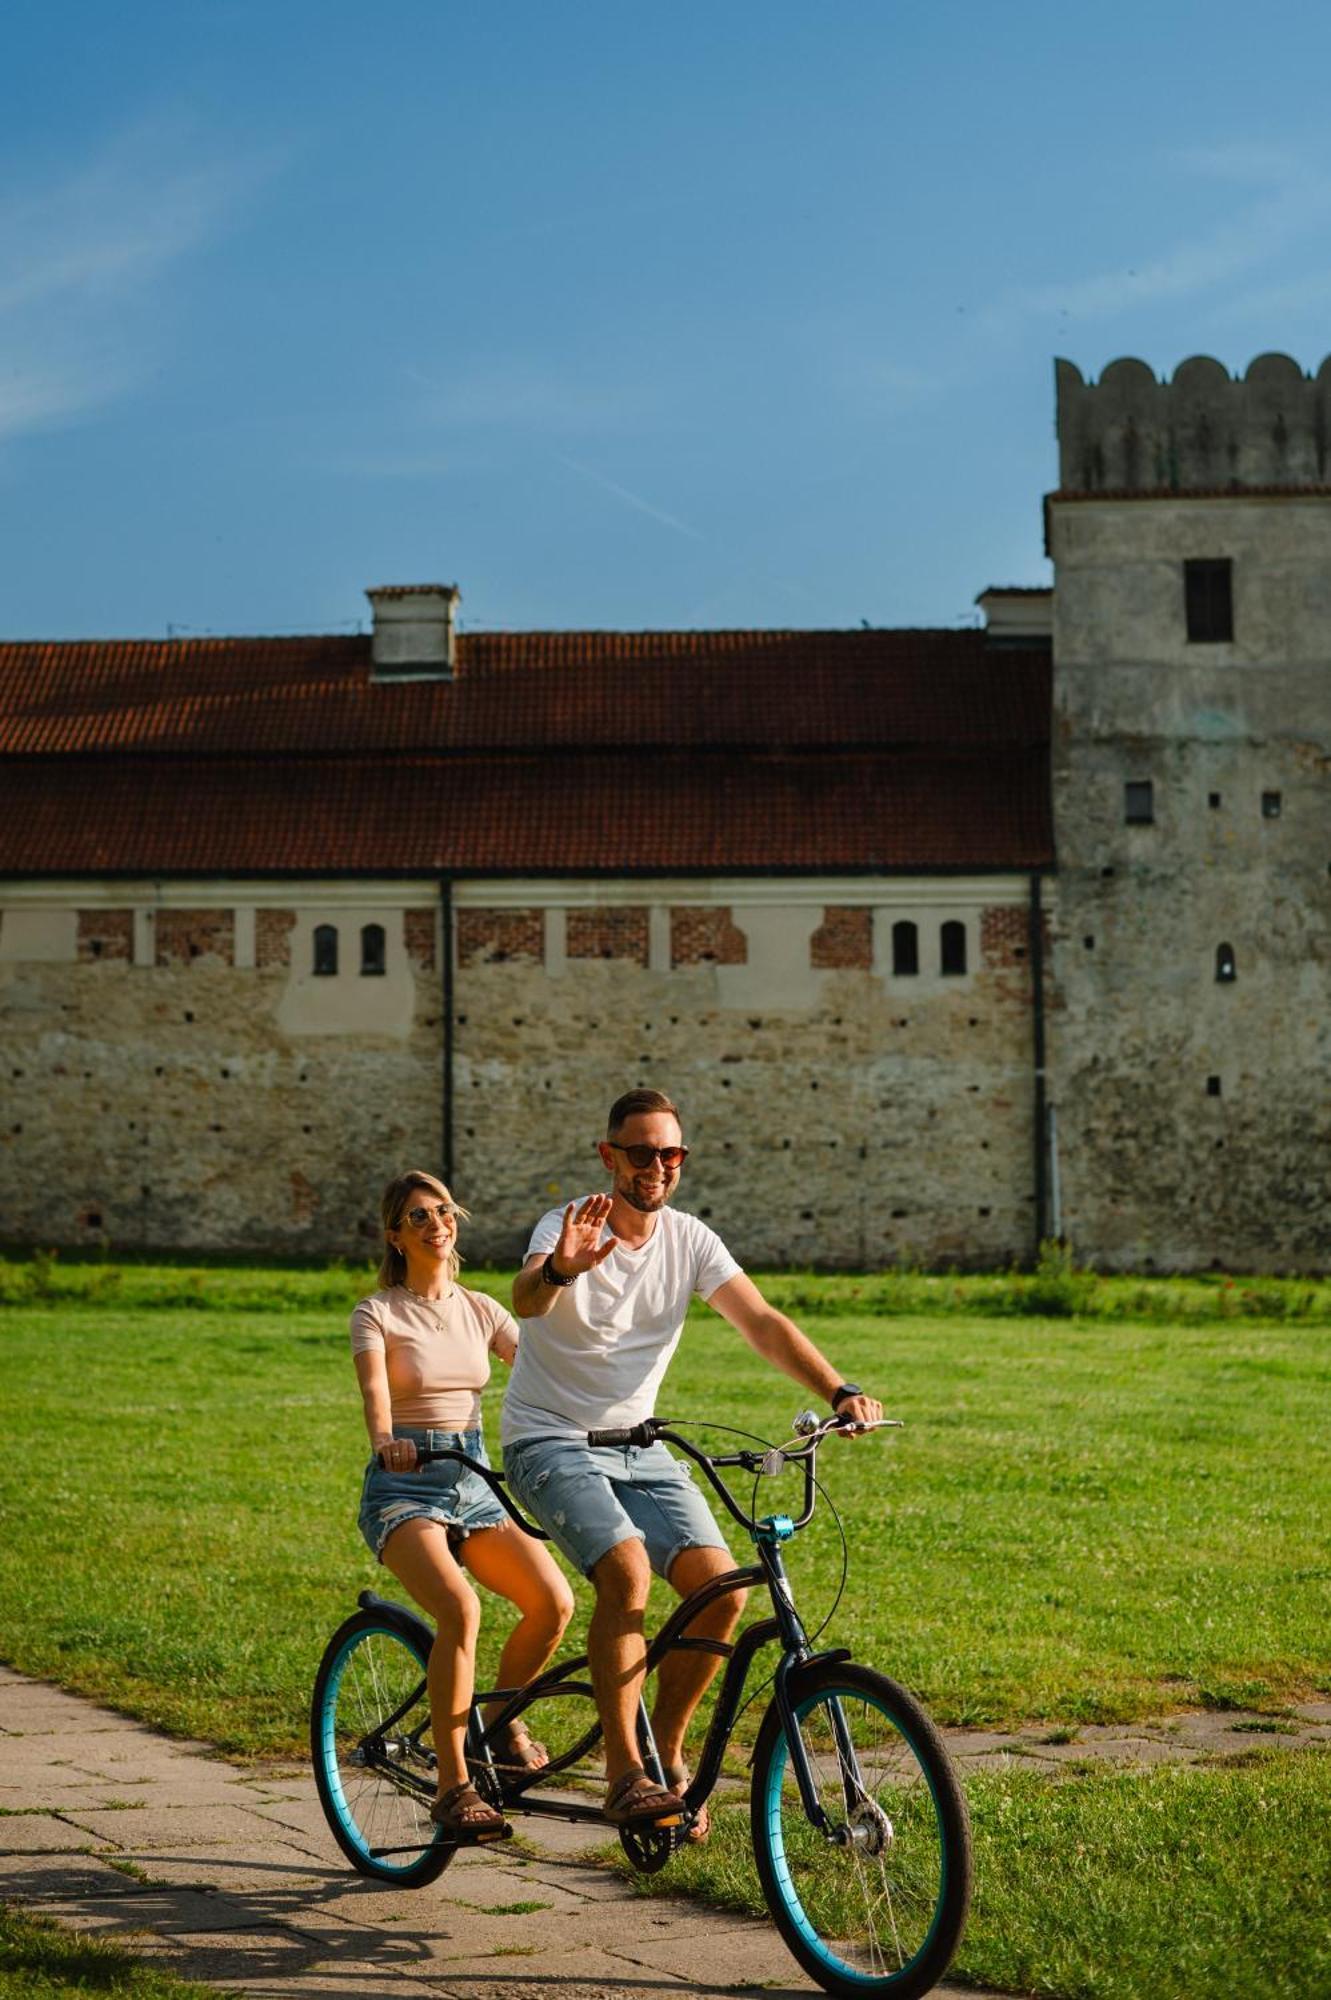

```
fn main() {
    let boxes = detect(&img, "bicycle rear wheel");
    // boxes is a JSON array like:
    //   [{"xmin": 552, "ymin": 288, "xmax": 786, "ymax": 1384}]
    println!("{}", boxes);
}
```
[
  {"xmin": 311, "ymin": 1610, "xmax": 454, "ymax": 1887},
  {"xmin": 751, "ymin": 1663, "xmax": 970, "ymax": 1999}
]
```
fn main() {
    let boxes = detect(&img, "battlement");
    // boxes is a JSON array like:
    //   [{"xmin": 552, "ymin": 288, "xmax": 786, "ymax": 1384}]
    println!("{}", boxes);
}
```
[{"xmin": 1055, "ymin": 353, "xmax": 1331, "ymax": 494}]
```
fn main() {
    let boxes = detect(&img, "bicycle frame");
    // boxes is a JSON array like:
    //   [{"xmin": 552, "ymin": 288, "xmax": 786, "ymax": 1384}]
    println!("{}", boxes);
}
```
[{"xmin": 359, "ymin": 1410, "xmax": 893, "ymax": 1842}]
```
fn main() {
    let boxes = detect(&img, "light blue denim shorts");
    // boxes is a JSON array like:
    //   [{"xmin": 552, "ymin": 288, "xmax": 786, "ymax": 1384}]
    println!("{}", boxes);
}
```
[
  {"xmin": 358, "ymin": 1426, "xmax": 508, "ymax": 1562},
  {"xmin": 502, "ymin": 1435, "xmax": 730, "ymax": 1580}
]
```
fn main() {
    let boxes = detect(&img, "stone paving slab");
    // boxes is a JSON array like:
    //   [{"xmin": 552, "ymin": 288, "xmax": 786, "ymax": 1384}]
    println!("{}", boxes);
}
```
[
  {"xmin": 64, "ymin": 1802, "xmax": 284, "ymax": 1850},
  {"xmin": 0, "ymin": 1811, "xmax": 106, "ymax": 1853}
]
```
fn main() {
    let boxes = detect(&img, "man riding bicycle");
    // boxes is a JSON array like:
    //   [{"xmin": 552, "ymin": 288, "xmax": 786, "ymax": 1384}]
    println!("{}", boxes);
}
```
[{"xmin": 504, "ymin": 1086, "xmax": 882, "ymax": 1833}]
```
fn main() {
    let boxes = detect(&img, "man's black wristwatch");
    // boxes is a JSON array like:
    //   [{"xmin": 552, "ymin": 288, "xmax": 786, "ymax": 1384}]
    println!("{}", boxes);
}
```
[
  {"xmin": 830, "ymin": 1382, "xmax": 864, "ymax": 1410},
  {"xmin": 541, "ymin": 1253, "xmax": 577, "ymax": 1288}
]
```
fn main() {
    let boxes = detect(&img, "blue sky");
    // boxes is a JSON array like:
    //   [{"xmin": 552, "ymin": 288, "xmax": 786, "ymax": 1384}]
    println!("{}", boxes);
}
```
[{"xmin": 5, "ymin": 0, "xmax": 1331, "ymax": 638}]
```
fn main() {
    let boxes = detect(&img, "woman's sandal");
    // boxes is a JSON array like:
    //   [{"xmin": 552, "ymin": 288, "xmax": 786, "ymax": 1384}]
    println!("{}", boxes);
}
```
[
  {"xmin": 489, "ymin": 1720, "xmax": 550, "ymax": 1775},
  {"xmin": 663, "ymin": 1762, "xmax": 710, "ymax": 1845},
  {"xmin": 429, "ymin": 1782, "xmax": 512, "ymax": 1843},
  {"xmin": 603, "ymin": 1765, "xmax": 685, "ymax": 1828}
]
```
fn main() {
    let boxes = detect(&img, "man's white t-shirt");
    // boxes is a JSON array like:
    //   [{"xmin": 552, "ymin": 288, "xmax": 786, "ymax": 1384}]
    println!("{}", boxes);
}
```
[{"xmin": 500, "ymin": 1202, "xmax": 742, "ymax": 1446}]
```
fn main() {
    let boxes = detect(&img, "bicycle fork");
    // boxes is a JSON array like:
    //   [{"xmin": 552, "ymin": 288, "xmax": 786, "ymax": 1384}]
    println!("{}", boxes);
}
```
[{"xmin": 759, "ymin": 1527, "xmax": 884, "ymax": 1852}]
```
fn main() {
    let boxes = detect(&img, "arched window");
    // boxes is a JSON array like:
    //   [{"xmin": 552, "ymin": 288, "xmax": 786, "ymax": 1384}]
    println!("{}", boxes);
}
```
[
  {"xmin": 892, "ymin": 919, "xmax": 919, "ymax": 977},
  {"xmin": 360, "ymin": 923, "xmax": 386, "ymax": 976},
  {"xmin": 940, "ymin": 920, "xmax": 967, "ymax": 977},
  {"xmin": 1215, "ymin": 942, "xmax": 1236, "ymax": 983},
  {"xmin": 313, "ymin": 924, "xmax": 338, "ymax": 976}
]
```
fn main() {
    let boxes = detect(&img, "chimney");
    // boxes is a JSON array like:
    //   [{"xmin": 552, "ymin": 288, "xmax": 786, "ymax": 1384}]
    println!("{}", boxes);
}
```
[
  {"xmin": 975, "ymin": 587, "xmax": 1053, "ymax": 647},
  {"xmin": 366, "ymin": 584, "xmax": 460, "ymax": 679}
]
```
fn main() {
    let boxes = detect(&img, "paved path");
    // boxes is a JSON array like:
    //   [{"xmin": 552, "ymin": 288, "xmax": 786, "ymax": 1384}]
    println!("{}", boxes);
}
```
[{"xmin": 2, "ymin": 1662, "xmax": 1328, "ymax": 2000}]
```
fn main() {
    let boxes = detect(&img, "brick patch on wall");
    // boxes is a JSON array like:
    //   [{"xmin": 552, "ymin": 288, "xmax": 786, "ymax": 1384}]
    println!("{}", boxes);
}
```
[
  {"xmin": 810, "ymin": 906, "xmax": 872, "ymax": 969},
  {"xmin": 981, "ymin": 905, "xmax": 1042, "ymax": 970},
  {"xmin": 567, "ymin": 908, "xmax": 649, "ymax": 964},
  {"xmin": 404, "ymin": 907, "xmax": 437, "ymax": 970},
  {"xmin": 457, "ymin": 909, "xmax": 544, "ymax": 965},
  {"xmin": 77, "ymin": 910, "xmax": 133, "ymax": 963},
  {"xmin": 155, "ymin": 910, "xmax": 235, "ymax": 967},
  {"xmin": 256, "ymin": 909, "xmax": 297, "ymax": 969},
  {"xmin": 670, "ymin": 907, "xmax": 747, "ymax": 966}
]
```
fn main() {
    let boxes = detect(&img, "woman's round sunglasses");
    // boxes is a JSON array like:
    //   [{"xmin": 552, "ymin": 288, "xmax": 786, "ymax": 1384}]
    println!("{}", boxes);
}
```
[
  {"xmin": 609, "ymin": 1142, "xmax": 689, "ymax": 1170},
  {"xmin": 401, "ymin": 1201, "xmax": 458, "ymax": 1229}
]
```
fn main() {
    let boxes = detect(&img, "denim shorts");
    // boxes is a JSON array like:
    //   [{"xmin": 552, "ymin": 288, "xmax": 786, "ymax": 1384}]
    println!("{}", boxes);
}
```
[
  {"xmin": 502, "ymin": 1435, "xmax": 730, "ymax": 1580},
  {"xmin": 358, "ymin": 1426, "xmax": 509, "ymax": 1562}
]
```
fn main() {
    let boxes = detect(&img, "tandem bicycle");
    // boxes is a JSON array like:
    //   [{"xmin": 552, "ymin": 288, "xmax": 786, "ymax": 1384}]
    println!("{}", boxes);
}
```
[{"xmin": 311, "ymin": 1410, "xmax": 972, "ymax": 2000}]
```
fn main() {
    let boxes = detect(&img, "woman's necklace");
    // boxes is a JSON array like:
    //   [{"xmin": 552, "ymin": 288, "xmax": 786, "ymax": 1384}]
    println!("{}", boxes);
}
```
[{"xmin": 402, "ymin": 1279, "xmax": 452, "ymax": 1332}]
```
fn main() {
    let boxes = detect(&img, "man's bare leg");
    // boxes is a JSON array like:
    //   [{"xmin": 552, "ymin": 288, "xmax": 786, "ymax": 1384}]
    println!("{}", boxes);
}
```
[
  {"xmin": 587, "ymin": 1537, "xmax": 655, "ymax": 1785},
  {"xmin": 651, "ymin": 1545, "xmax": 748, "ymax": 1773}
]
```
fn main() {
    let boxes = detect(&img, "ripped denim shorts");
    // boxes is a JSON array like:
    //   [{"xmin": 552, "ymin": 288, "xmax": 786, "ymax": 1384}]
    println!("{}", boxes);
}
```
[
  {"xmin": 357, "ymin": 1426, "xmax": 508, "ymax": 1562},
  {"xmin": 502, "ymin": 1434, "xmax": 729, "ymax": 1580}
]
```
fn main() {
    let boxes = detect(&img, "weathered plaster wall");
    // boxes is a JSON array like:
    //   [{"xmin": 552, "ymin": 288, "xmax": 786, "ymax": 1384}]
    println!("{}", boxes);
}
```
[
  {"xmin": 450, "ymin": 880, "xmax": 1039, "ymax": 1269},
  {"xmin": 1048, "ymin": 492, "xmax": 1331, "ymax": 1271},
  {"xmin": 0, "ymin": 885, "xmax": 442, "ymax": 1255},
  {"xmin": 0, "ymin": 876, "xmax": 1039, "ymax": 1269}
]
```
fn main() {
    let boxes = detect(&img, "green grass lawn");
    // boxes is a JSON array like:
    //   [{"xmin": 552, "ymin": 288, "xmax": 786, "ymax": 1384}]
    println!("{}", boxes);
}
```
[
  {"xmin": 2, "ymin": 1259, "xmax": 1329, "ymax": 1999},
  {"xmin": 0, "ymin": 1902, "xmax": 223, "ymax": 2000}
]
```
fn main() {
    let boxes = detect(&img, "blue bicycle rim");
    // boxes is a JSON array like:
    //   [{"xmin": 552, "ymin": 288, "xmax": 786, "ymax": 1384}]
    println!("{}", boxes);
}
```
[
  {"xmin": 318, "ymin": 1622, "xmax": 442, "ymax": 1877},
  {"xmin": 760, "ymin": 1685, "xmax": 949, "ymax": 1989}
]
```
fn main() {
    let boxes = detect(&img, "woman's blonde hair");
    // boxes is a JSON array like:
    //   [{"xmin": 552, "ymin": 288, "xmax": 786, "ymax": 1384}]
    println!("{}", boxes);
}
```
[{"xmin": 377, "ymin": 1171, "xmax": 470, "ymax": 1289}]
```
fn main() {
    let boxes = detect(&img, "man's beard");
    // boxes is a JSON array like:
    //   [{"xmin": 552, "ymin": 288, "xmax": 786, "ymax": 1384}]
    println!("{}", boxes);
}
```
[{"xmin": 620, "ymin": 1182, "xmax": 671, "ymax": 1214}]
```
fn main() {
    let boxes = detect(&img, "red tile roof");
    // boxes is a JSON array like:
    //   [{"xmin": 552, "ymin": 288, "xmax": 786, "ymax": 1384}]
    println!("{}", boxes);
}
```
[{"xmin": 0, "ymin": 629, "xmax": 1052, "ymax": 874}]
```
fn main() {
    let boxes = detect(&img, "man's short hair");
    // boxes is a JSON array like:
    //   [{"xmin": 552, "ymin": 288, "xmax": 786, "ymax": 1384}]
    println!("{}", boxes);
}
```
[{"xmin": 607, "ymin": 1088, "xmax": 681, "ymax": 1137}]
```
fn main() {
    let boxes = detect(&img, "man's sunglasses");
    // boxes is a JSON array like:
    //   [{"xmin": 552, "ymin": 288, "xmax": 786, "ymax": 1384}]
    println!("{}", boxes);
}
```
[
  {"xmin": 401, "ymin": 1202, "xmax": 458, "ymax": 1229},
  {"xmin": 609, "ymin": 1142, "xmax": 690, "ymax": 1170}
]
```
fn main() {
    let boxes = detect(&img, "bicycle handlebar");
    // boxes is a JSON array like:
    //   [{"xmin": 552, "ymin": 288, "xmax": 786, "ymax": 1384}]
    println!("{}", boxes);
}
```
[
  {"xmin": 588, "ymin": 1411, "xmax": 902, "ymax": 1539},
  {"xmin": 379, "ymin": 1409, "xmax": 901, "ymax": 1545}
]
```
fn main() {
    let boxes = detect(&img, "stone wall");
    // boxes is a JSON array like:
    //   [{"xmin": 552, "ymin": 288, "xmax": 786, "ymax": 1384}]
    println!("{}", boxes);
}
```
[
  {"xmin": 448, "ymin": 885, "xmax": 1039, "ymax": 1269},
  {"xmin": 0, "ymin": 879, "xmax": 1039, "ymax": 1269},
  {"xmin": 1047, "ymin": 489, "xmax": 1331, "ymax": 1271},
  {"xmin": 0, "ymin": 891, "xmax": 443, "ymax": 1257}
]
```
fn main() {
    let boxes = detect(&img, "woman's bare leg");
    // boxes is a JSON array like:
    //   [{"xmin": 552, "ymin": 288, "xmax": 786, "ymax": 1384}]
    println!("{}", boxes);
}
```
[
  {"xmin": 460, "ymin": 1525, "xmax": 575, "ymax": 1749},
  {"xmin": 379, "ymin": 1518, "xmax": 480, "ymax": 1800}
]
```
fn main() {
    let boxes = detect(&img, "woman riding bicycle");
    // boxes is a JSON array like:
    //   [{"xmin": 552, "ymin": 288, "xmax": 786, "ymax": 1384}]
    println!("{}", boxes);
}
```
[{"xmin": 351, "ymin": 1170, "xmax": 574, "ymax": 1842}]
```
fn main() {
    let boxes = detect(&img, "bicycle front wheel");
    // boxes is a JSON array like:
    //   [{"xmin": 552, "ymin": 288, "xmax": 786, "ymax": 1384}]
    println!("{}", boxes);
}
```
[
  {"xmin": 751, "ymin": 1663, "xmax": 971, "ymax": 1999},
  {"xmin": 310, "ymin": 1610, "xmax": 454, "ymax": 1887}
]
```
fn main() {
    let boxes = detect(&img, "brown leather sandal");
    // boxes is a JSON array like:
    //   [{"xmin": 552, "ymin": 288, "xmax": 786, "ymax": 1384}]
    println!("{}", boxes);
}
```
[
  {"xmin": 664, "ymin": 1761, "xmax": 710, "ymax": 1844},
  {"xmin": 490, "ymin": 1720, "xmax": 550, "ymax": 1773},
  {"xmin": 603, "ymin": 1765, "xmax": 685, "ymax": 1828},
  {"xmin": 429, "ymin": 1781, "xmax": 512, "ymax": 1843}
]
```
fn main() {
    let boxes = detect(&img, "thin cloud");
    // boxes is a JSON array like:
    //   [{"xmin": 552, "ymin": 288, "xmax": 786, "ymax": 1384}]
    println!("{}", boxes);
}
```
[
  {"xmin": 0, "ymin": 119, "xmax": 277, "ymax": 442},
  {"xmin": 555, "ymin": 453, "xmax": 703, "ymax": 540}
]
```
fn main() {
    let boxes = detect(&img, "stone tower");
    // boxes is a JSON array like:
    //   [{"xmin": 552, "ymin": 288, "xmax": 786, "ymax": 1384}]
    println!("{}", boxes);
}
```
[{"xmin": 1047, "ymin": 354, "xmax": 1331, "ymax": 1271}]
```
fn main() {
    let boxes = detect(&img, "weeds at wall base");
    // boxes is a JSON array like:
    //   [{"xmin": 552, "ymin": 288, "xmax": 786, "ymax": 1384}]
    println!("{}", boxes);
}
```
[{"xmin": 1, "ymin": 1243, "xmax": 1328, "ymax": 1321}]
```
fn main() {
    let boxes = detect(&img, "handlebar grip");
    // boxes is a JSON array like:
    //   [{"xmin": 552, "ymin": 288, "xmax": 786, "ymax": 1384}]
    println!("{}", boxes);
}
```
[{"xmin": 587, "ymin": 1421, "xmax": 658, "ymax": 1449}]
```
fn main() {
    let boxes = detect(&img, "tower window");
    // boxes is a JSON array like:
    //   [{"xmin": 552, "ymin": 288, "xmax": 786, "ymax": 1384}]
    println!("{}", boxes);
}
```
[
  {"xmin": 1261, "ymin": 791, "xmax": 1282, "ymax": 819},
  {"xmin": 1206, "ymin": 1075, "xmax": 1222, "ymax": 1097},
  {"xmin": 1184, "ymin": 558, "xmax": 1233, "ymax": 642},
  {"xmin": 360, "ymin": 923, "xmax": 386, "ymax": 976},
  {"xmin": 1124, "ymin": 780, "xmax": 1154, "ymax": 825},
  {"xmin": 940, "ymin": 920, "xmax": 967, "ymax": 977},
  {"xmin": 1208, "ymin": 792, "xmax": 1222, "ymax": 809},
  {"xmin": 1215, "ymin": 943, "xmax": 1236, "ymax": 983},
  {"xmin": 891, "ymin": 919, "xmax": 919, "ymax": 977},
  {"xmin": 313, "ymin": 924, "xmax": 338, "ymax": 976}
]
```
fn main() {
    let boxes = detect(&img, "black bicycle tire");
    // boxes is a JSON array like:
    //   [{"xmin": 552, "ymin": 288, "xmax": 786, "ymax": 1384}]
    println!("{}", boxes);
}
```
[
  {"xmin": 750, "ymin": 1662, "xmax": 971, "ymax": 1999},
  {"xmin": 310, "ymin": 1609, "xmax": 454, "ymax": 1888}
]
